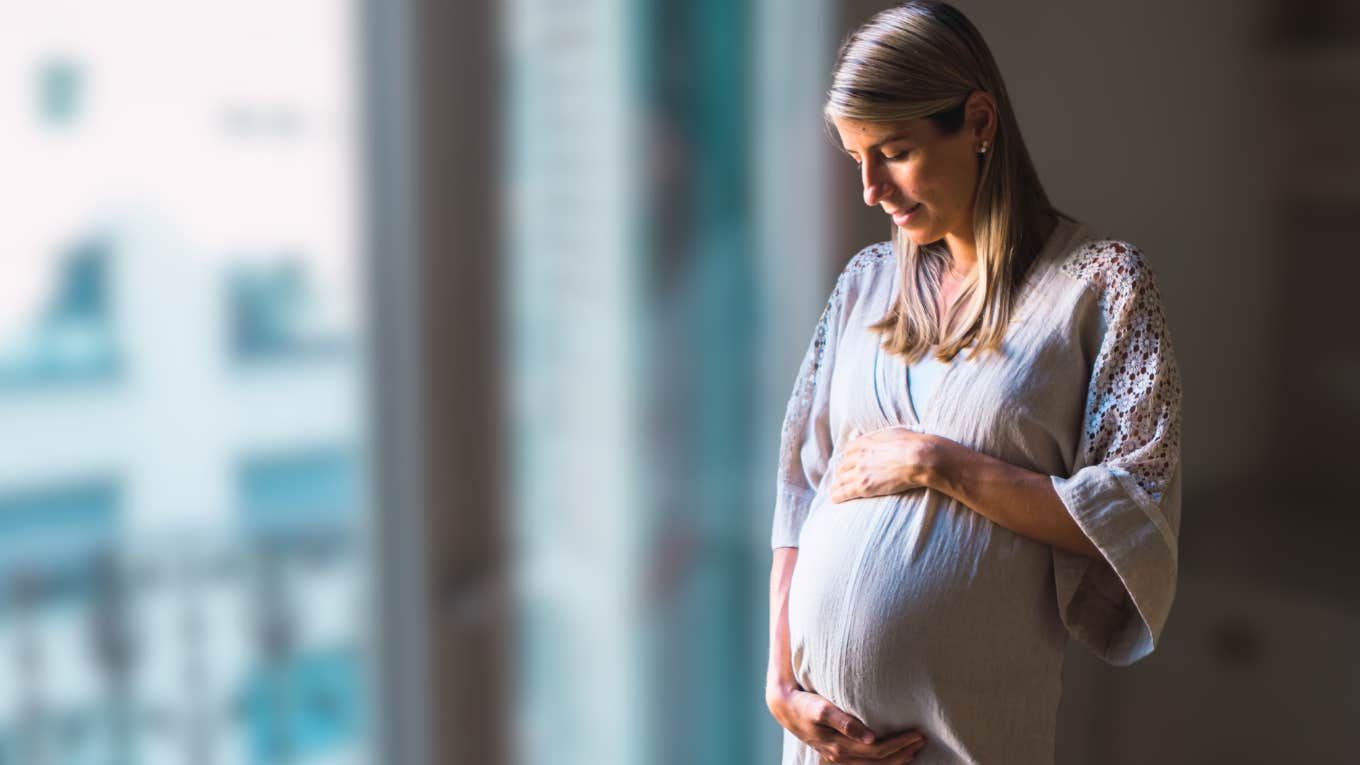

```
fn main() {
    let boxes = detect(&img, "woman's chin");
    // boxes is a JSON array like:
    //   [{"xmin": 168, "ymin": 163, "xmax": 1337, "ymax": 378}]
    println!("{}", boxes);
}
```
[{"xmin": 901, "ymin": 228, "xmax": 944, "ymax": 247}]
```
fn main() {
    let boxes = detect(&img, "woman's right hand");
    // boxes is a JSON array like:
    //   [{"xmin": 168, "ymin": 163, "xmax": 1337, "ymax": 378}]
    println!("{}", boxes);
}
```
[{"xmin": 766, "ymin": 685, "xmax": 927, "ymax": 764}]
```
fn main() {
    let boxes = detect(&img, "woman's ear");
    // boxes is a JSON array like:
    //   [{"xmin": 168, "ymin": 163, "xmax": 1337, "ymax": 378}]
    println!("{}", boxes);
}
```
[{"xmin": 965, "ymin": 90, "xmax": 997, "ymax": 143}]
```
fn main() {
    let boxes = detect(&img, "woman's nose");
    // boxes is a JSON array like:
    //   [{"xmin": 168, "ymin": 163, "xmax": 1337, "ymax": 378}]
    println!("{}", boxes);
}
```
[{"xmin": 861, "ymin": 165, "xmax": 890, "ymax": 207}]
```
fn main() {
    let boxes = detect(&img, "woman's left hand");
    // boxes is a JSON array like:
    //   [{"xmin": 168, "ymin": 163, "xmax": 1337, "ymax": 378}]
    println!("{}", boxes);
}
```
[{"xmin": 830, "ymin": 427, "xmax": 942, "ymax": 503}]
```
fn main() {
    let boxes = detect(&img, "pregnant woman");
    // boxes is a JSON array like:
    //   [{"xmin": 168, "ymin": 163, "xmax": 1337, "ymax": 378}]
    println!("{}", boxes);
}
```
[{"xmin": 764, "ymin": 3, "xmax": 1183, "ymax": 764}]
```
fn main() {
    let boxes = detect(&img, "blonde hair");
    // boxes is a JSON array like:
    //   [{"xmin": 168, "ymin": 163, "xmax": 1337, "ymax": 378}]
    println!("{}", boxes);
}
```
[{"xmin": 825, "ymin": 0, "xmax": 1054, "ymax": 364}]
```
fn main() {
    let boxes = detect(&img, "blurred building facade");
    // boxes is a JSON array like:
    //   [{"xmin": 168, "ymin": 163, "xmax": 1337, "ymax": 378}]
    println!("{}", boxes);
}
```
[{"xmin": 0, "ymin": 2, "xmax": 374, "ymax": 764}]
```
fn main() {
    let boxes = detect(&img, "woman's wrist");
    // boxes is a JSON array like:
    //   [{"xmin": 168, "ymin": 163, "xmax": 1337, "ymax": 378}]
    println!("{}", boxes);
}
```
[{"xmin": 917, "ymin": 433, "xmax": 962, "ymax": 493}]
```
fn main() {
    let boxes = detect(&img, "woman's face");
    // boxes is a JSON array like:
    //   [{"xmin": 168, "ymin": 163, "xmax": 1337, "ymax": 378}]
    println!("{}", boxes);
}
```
[{"xmin": 831, "ymin": 112, "xmax": 985, "ymax": 249}]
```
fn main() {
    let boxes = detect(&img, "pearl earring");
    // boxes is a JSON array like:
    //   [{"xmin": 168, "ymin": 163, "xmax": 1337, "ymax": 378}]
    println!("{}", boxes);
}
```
[{"xmin": 978, "ymin": 141, "xmax": 989, "ymax": 154}]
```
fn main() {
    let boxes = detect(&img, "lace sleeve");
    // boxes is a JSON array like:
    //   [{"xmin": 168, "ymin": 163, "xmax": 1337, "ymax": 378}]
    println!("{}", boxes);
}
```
[
  {"xmin": 1051, "ymin": 241, "xmax": 1184, "ymax": 665},
  {"xmin": 772, "ymin": 242, "xmax": 889, "ymax": 549}
]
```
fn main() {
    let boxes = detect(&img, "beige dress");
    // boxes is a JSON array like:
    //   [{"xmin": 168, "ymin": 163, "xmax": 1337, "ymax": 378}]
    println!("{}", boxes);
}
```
[{"xmin": 772, "ymin": 215, "xmax": 1183, "ymax": 764}]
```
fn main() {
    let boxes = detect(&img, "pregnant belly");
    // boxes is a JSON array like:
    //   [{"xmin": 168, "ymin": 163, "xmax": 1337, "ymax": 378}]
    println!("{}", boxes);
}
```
[{"xmin": 787, "ymin": 490, "xmax": 1056, "ymax": 736}]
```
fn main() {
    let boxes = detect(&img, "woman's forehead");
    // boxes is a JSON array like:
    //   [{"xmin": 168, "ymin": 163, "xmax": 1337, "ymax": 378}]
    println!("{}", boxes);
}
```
[{"xmin": 833, "ymin": 117, "xmax": 927, "ymax": 148}]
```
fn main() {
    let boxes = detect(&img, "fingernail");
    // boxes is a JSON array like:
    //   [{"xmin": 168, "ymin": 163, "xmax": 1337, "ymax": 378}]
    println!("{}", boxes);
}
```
[{"xmin": 861, "ymin": 734, "xmax": 874, "ymax": 744}]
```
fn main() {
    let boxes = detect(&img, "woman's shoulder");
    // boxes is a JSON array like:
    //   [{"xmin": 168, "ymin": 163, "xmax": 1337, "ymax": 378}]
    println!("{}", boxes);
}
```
[
  {"xmin": 1051, "ymin": 227, "xmax": 1171, "ymax": 344},
  {"xmin": 841, "ymin": 239, "xmax": 895, "ymax": 279},
  {"xmin": 829, "ymin": 240, "xmax": 895, "ymax": 304},
  {"xmin": 1053, "ymin": 227, "xmax": 1162, "ymax": 299}
]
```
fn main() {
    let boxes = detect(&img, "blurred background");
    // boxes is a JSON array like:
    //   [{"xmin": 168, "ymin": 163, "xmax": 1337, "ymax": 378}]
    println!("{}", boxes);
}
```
[{"xmin": 0, "ymin": 0, "xmax": 1356, "ymax": 764}]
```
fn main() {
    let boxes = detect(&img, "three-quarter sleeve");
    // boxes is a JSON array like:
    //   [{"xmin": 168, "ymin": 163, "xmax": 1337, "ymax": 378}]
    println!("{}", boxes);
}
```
[
  {"xmin": 1051, "ymin": 243, "xmax": 1184, "ymax": 666},
  {"xmin": 771, "ymin": 274, "xmax": 851, "ymax": 550}
]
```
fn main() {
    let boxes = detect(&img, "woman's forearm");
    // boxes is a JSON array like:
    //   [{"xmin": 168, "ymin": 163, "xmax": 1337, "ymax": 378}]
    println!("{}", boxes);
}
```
[
  {"xmin": 766, "ymin": 546, "xmax": 800, "ymax": 701},
  {"xmin": 925, "ymin": 438, "xmax": 1101, "ymax": 560}
]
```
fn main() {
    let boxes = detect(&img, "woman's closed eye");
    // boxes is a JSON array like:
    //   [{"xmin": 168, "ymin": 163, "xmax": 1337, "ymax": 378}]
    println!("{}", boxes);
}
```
[{"xmin": 852, "ymin": 150, "xmax": 910, "ymax": 169}]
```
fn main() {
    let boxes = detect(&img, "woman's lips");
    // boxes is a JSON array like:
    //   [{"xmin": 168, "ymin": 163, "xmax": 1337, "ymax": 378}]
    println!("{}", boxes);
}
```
[{"xmin": 892, "ymin": 203, "xmax": 922, "ymax": 226}]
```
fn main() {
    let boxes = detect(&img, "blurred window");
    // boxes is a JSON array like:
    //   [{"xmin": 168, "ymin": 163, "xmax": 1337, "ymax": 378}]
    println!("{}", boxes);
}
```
[{"xmin": 0, "ymin": 3, "xmax": 377, "ymax": 764}]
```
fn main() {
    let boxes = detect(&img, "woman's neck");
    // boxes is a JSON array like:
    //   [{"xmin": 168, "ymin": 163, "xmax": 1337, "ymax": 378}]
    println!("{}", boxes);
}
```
[{"xmin": 945, "ymin": 209, "xmax": 1059, "ymax": 276}]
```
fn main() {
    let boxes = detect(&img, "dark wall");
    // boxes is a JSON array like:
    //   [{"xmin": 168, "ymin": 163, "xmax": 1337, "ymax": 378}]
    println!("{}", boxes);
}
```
[{"xmin": 829, "ymin": 1, "xmax": 1360, "ymax": 761}]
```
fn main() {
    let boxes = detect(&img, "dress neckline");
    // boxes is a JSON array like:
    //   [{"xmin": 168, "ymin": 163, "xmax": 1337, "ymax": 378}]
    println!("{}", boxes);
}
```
[{"xmin": 893, "ymin": 215, "xmax": 1086, "ymax": 428}]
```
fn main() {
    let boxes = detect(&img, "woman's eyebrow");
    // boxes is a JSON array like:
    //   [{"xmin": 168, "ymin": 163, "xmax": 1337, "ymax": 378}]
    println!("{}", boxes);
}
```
[{"xmin": 841, "ymin": 132, "xmax": 914, "ymax": 154}]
